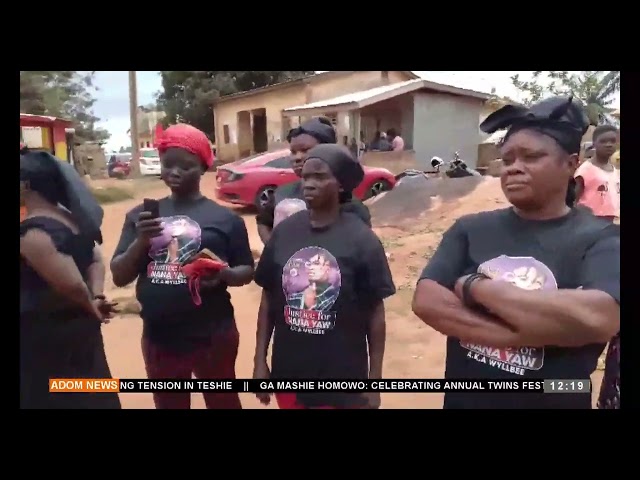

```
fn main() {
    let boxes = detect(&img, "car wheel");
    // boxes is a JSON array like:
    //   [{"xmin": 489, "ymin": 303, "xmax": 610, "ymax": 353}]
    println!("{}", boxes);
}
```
[
  {"xmin": 255, "ymin": 185, "xmax": 277, "ymax": 211},
  {"xmin": 365, "ymin": 179, "xmax": 392, "ymax": 200}
]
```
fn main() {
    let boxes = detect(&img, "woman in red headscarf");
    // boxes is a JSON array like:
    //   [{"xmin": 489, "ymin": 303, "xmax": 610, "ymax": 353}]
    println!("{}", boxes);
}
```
[{"xmin": 110, "ymin": 124, "xmax": 255, "ymax": 409}]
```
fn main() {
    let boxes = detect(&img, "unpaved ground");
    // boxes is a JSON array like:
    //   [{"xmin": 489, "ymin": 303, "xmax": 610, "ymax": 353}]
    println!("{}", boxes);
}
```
[{"xmin": 101, "ymin": 174, "xmax": 603, "ymax": 409}]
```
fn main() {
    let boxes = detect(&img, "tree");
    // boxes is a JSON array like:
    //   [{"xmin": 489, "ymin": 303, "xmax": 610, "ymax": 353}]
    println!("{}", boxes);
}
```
[
  {"xmin": 511, "ymin": 71, "xmax": 620, "ymax": 125},
  {"xmin": 20, "ymin": 71, "xmax": 110, "ymax": 143},
  {"xmin": 156, "ymin": 71, "xmax": 315, "ymax": 140}
]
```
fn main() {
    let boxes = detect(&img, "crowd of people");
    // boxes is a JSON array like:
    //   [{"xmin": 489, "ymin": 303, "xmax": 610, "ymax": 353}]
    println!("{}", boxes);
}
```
[{"xmin": 19, "ymin": 95, "xmax": 620, "ymax": 410}]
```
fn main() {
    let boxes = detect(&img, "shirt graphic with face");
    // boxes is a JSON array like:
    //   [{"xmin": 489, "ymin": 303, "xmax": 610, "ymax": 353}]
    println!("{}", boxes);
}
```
[
  {"xmin": 282, "ymin": 246, "xmax": 341, "ymax": 335},
  {"xmin": 147, "ymin": 215, "xmax": 202, "ymax": 285},
  {"xmin": 461, "ymin": 255, "xmax": 558, "ymax": 375}
]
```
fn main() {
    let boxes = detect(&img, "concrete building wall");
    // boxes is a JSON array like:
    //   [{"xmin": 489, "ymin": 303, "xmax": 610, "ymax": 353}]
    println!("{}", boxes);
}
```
[
  {"xmin": 412, "ymin": 92, "xmax": 484, "ymax": 169},
  {"xmin": 213, "ymin": 71, "xmax": 416, "ymax": 162}
]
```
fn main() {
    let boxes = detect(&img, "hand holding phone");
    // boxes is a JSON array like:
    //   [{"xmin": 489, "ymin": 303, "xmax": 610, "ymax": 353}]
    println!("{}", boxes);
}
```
[
  {"xmin": 137, "ymin": 199, "xmax": 163, "ymax": 245},
  {"xmin": 143, "ymin": 198, "xmax": 160, "ymax": 218}
]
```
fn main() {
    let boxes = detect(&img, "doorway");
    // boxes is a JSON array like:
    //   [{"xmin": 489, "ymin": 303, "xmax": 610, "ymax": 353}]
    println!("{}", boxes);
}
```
[
  {"xmin": 252, "ymin": 108, "xmax": 268, "ymax": 154},
  {"xmin": 237, "ymin": 111, "xmax": 252, "ymax": 158}
]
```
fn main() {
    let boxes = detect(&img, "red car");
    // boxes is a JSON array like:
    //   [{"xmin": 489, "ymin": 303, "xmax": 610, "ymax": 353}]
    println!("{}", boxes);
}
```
[{"xmin": 215, "ymin": 149, "xmax": 396, "ymax": 209}]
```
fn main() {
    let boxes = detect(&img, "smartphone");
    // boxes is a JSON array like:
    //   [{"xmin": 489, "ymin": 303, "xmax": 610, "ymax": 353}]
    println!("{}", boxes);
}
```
[{"xmin": 143, "ymin": 198, "xmax": 160, "ymax": 219}]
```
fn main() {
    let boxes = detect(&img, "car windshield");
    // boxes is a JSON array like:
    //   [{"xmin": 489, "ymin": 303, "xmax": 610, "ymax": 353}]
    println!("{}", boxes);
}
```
[{"xmin": 141, "ymin": 149, "xmax": 159, "ymax": 158}]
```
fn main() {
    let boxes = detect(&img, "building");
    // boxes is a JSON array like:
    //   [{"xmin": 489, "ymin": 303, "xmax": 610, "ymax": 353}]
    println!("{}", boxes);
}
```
[
  {"xmin": 213, "ymin": 71, "xmax": 490, "ymax": 170},
  {"xmin": 20, "ymin": 113, "xmax": 74, "ymax": 161},
  {"xmin": 128, "ymin": 106, "xmax": 166, "ymax": 148},
  {"xmin": 213, "ymin": 71, "xmax": 418, "ymax": 162}
]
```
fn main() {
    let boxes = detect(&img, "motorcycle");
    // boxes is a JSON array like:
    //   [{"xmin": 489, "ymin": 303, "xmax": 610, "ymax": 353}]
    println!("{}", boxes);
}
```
[
  {"xmin": 430, "ymin": 152, "xmax": 482, "ymax": 178},
  {"xmin": 394, "ymin": 152, "xmax": 482, "ymax": 181}
]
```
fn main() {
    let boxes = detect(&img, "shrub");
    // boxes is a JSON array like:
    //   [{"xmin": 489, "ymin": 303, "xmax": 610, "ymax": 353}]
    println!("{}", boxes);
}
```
[{"xmin": 90, "ymin": 186, "xmax": 133, "ymax": 204}]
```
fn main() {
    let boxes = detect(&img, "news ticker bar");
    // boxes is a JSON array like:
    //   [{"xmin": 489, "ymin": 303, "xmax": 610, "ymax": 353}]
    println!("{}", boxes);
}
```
[{"xmin": 49, "ymin": 379, "xmax": 591, "ymax": 394}]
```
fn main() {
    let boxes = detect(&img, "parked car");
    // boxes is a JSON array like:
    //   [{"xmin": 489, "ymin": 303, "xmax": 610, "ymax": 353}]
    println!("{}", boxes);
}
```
[
  {"xmin": 215, "ymin": 149, "xmax": 396, "ymax": 210},
  {"xmin": 139, "ymin": 147, "xmax": 161, "ymax": 176},
  {"xmin": 107, "ymin": 153, "xmax": 132, "ymax": 178}
]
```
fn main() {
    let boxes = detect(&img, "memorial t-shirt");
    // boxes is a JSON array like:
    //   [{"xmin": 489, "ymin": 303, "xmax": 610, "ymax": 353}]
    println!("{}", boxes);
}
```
[
  {"xmin": 255, "ymin": 210, "xmax": 396, "ymax": 407},
  {"xmin": 112, "ymin": 196, "xmax": 254, "ymax": 352},
  {"xmin": 419, "ymin": 207, "xmax": 620, "ymax": 409}
]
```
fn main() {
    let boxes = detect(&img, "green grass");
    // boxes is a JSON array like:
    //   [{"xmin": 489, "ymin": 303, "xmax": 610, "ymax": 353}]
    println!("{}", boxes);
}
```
[{"xmin": 90, "ymin": 186, "xmax": 133, "ymax": 204}]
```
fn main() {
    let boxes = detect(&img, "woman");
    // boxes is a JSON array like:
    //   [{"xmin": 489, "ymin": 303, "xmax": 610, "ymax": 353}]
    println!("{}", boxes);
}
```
[
  {"xmin": 412, "ymin": 96, "xmax": 620, "ymax": 409},
  {"xmin": 20, "ymin": 149, "xmax": 120, "ymax": 409},
  {"xmin": 110, "ymin": 123, "xmax": 254, "ymax": 409},
  {"xmin": 256, "ymin": 117, "xmax": 371, "ymax": 245},
  {"xmin": 253, "ymin": 144, "xmax": 396, "ymax": 409},
  {"xmin": 574, "ymin": 124, "xmax": 620, "ymax": 222}
]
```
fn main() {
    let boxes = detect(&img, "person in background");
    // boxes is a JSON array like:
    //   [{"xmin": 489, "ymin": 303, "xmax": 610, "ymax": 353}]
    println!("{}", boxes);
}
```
[
  {"xmin": 412, "ymin": 96, "xmax": 619, "ymax": 409},
  {"xmin": 349, "ymin": 137, "xmax": 359, "ymax": 159},
  {"xmin": 110, "ymin": 124, "xmax": 254, "ymax": 410},
  {"xmin": 20, "ymin": 149, "xmax": 120, "ymax": 409},
  {"xmin": 574, "ymin": 125, "xmax": 620, "ymax": 222},
  {"xmin": 386, "ymin": 128, "xmax": 405, "ymax": 151},
  {"xmin": 573, "ymin": 125, "xmax": 621, "ymax": 410},
  {"xmin": 368, "ymin": 131, "xmax": 393, "ymax": 152},
  {"xmin": 253, "ymin": 144, "xmax": 396, "ymax": 409},
  {"xmin": 256, "ymin": 117, "xmax": 371, "ymax": 245}
]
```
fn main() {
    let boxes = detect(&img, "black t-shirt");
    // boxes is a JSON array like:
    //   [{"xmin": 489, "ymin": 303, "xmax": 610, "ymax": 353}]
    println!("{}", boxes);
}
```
[
  {"xmin": 255, "ymin": 210, "xmax": 396, "ymax": 407},
  {"xmin": 21, "ymin": 217, "xmax": 95, "ymax": 316},
  {"xmin": 256, "ymin": 180, "xmax": 372, "ymax": 229},
  {"xmin": 112, "ymin": 196, "xmax": 254, "ymax": 351},
  {"xmin": 420, "ymin": 207, "xmax": 620, "ymax": 409}
]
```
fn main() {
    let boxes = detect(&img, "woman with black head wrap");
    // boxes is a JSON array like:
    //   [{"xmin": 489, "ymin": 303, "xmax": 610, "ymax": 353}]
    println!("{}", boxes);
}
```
[
  {"xmin": 255, "ymin": 117, "xmax": 371, "ymax": 245},
  {"xmin": 412, "ymin": 96, "xmax": 619, "ymax": 409},
  {"xmin": 253, "ymin": 144, "xmax": 396, "ymax": 409},
  {"xmin": 20, "ymin": 150, "xmax": 120, "ymax": 409}
]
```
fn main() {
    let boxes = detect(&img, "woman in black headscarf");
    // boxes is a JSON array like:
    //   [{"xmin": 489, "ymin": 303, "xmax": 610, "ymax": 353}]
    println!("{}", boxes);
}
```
[
  {"xmin": 20, "ymin": 150, "xmax": 120, "ymax": 409},
  {"xmin": 412, "ymin": 96, "xmax": 619, "ymax": 409},
  {"xmin": 256, "ymin": 117, "xmax": 371, "ymax": 245},
  {"xmin": 253, "ymin": 144, "xmax": 396, "ymax": 409}
]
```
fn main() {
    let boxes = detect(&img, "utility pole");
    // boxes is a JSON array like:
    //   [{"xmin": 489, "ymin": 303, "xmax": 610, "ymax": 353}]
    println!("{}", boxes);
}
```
[{"xmin": 129, "ymin": 71, "xmax": 141, "ymax": 177}]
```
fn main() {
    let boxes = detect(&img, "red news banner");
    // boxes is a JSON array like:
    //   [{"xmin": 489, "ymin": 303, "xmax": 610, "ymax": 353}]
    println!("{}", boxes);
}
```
[{"xmin": 48, "ymin": 379, "xmax": 590, "ymax": 394}]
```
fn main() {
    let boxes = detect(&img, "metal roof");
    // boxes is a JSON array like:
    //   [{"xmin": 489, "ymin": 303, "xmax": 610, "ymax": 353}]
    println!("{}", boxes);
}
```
[
  {"xmin": 20, "ymin": 113, "xmax": 73, "ymax": 124},
  {"xmin": 282, "ymin": 79, "xmax": 490, "ymax": 116},
  {"xmin": 213, "ymin": 71, "xmax": 420, "ymax": 104}
]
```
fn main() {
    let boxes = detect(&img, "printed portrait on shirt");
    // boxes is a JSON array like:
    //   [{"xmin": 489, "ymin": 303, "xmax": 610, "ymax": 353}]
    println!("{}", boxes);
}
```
[
  {"xmin": 147, "ymin": 215, "xmax": 202, "ymax": 285},
  {"xmin": 281, "ymin": 246, "xmax": 341, "ymax": 335},
  {"xmin": 461, "ymin": 255, "xmax": 559, "ymax": 374}
]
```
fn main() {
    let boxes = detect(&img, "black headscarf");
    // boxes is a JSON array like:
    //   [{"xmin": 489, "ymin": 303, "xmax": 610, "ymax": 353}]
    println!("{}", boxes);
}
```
[
  {"xmin": 287, "ymin": 117, "xmax": 337, "ymax": 144},
  {"xmin": 480, "ymin": 96, "xmax": 590, "ymax": 207},
  {"xmin": 305, "ymin": 144, "xmax": 364, "ymax": 201},
  {"xmin": 20, "ymin": 150, "xmax": 104, "ymax": 244}
]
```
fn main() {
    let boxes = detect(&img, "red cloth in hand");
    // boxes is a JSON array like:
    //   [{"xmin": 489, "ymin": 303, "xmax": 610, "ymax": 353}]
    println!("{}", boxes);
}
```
[{"xmin": 181, "ymin": 258, "xmax": 228, "ymax": 306}]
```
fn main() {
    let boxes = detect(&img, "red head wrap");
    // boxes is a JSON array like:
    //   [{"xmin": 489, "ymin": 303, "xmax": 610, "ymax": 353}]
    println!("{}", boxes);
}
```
[{"xmin": 157, "ymin": 124, "xmax": 214, "ymax": 169}]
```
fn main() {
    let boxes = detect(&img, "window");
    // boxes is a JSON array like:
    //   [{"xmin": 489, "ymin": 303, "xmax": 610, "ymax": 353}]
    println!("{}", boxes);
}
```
[
  {"xmin": 141, "ymin": 149, "xmax": 159, "ymax": 158},
  {"xmin": 265, "ymin": 156, "xmax": 293, "ymax": 169},
  {"xmin": 223, "ymin": 125, "xmax": 230, "ymax": 144}
]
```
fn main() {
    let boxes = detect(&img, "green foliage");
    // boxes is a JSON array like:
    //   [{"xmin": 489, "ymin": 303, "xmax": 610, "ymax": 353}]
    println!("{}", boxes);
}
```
[
  {"xmin": 511, "ymin": 71, "xmax": 620, "ymax": 125},
  {"xmin": 20, "ymin": 71, "xmax": 110, "ymax": 143},
  {"xmin": 90, "ymin": 185, "xmax": 133, "ymax": 204},
  {"xmin": 155, "ymin": 71, "xmax": 315, "ymax": 141}
]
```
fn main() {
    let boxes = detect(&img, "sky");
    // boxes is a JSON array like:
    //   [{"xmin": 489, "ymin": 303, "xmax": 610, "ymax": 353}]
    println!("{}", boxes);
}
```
[{"xmin": 93, "ymin": 71, "xmax": 620, "ymax": 152}]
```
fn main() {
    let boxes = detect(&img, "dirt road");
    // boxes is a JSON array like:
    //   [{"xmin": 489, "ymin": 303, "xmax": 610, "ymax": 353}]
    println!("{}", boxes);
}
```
[{"xmin": 100, "ymin": 173, "xmax": 602, "ymax": 409}]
